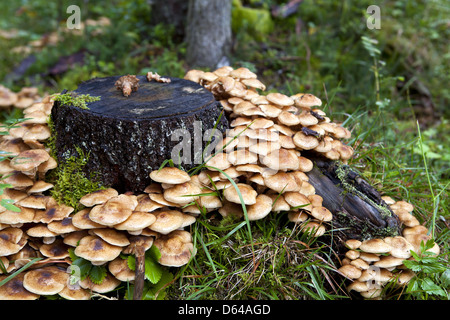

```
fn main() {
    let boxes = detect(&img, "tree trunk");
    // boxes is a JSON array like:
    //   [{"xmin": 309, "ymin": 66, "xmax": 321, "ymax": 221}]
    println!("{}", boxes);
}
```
[
  {"xmin": 185, "ymin": 0, "xmax": 232, "ymax": 69},
  {"xmin": 51, "ymin": 76, "xmax": 228, "ymax": 193}
]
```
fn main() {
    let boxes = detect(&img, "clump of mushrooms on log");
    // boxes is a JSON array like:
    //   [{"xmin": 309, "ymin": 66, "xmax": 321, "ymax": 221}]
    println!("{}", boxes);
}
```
[{"xmin": 0, "ymin": 67, "xmax": 440, "ymax": 300}]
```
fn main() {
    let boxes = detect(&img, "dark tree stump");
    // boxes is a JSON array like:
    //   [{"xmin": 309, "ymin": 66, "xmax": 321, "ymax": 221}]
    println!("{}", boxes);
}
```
[
  {"xmin": 51, "ymin": 76, "xmax": 229, "ymax": 193},
  {"xmin": 304, "ymin": 153, "xmax": 402, "ymax": 242}
]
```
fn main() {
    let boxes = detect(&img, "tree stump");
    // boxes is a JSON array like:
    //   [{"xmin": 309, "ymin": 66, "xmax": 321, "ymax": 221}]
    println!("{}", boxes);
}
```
[{"xmin": 51, "ymin": 75, "xmax": 229, "ymax": 193}]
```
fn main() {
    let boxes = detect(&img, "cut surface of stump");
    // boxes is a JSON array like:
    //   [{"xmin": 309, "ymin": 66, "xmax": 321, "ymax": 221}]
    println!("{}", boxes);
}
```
[{"xmin": 51, "ymin": 76, "xmax": 229, "ymax": 193}]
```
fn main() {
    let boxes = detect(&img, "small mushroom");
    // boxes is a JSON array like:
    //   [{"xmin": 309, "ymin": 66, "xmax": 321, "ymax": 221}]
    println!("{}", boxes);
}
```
[
  {"xmin": 223, "ymin": 183, "xmax": 257, "ymax": 205},
  {"xmin": 79, "ymin": 188, "xmax": 119, "ymax": 207},
  {"xmin": 23, "ymin": 266, "xmax": 69, "ymax": 295},
  {"xmin": 74, "ymin": 235, "xmax": 122, "ymax": 263},
  {"xmin": 115, "ymin": 75, "xmax": 140, "ymax": 97},
  {"xmin": 88, "ymin": 194, "xmax": 138, "ymax": 227},
  {"xmin": 154, "ymin": 230, "xmax": 196, "ymax": 267},
  {"xmin": 0, "ymin": 273, "xmax": 39, "ymax": 300},
  {"xmin": 149, "ymin": 167, "xmax": 191, "ymax": 184}
]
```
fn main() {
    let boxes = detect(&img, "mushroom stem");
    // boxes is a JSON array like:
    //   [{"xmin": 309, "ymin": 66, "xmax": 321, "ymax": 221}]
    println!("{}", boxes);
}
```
[{"xmin": 133, "ymin": 245, "xmax": 145, "ymax": 300}]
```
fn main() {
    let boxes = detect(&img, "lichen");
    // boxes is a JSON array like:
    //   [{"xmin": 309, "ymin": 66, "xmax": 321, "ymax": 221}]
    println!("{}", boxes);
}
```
[
  {"xmin": 334, "ymin": 162, "xmax": 393, "ymax": 218},
  {"xmin": 53, "ymin": 92, "xmax": 101, "ymax": 110}
]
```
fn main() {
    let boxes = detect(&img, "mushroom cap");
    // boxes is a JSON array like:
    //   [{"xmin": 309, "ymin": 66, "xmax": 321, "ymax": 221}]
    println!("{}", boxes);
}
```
[
  {"xmin": 223, "ymin": 183, "xmax": 257, "ymax": 205},
  {"xmin": 88, "ymin": 194, "xmax": 137, "ymax": 227},
  {"xmin": 301, "ymin": 221, "xmax": 326, "ymax": 237},
  {"xmin": 345, "ymin": 239, "xmax": 362, "ymax": 250},
  {"xmin": 230, "ymin": 67, "xmax": 257, "ymax": 80},
  {"xmin": 261, "ymin": 149, "xmax": 300, "ymax": 171},
  {"xmin": 135, "ymin": 194, "xmax": 164, "ymax": 212},
  {"xmin": 79, "ymin": 272, "xmax": 121, "ymax": 293},
  {"xmin": 71, "ymin": 208, "xmax": 104, "ymax": 229},
  {"xmin": 34, "ymin": 198, "xmax": 74, "ymax": 224},
  {"xmin": 154, "ymin": 230, "xmax": 196, "ymax": 267},
  {"xmin": 0, "ymin": 206, "xmax": 35, "ymax": 224},
  {"xmin": 338, "ymin": 264, "xmax": 362, "ymax": 280},
  {"xmin": 227, "ymin": 149, "xmax": 258, "ymax": 166},
  {"xmin": 74, "ymin": 235, "xmax": 122, "ymax": 263},
  {"xmin": 10, "ymin": 149, "xmax": 50, "ymax": 171},
  {"xmin": 123, "ymin": 235, "xmax": 154, "ymax": 255},
  {"xmin": 263, "ymin": 172, "xmax": 299, "ymax": 193},
  {"xmin": 108, "ymin": 257, "xmax": 135, "ymax": 282},
  {"xmin": 384, "ymin": 236, "xmax": 414, "ymax": 259},
  {"xmin": 283, "ymin": 192, "xmax": 312, "ymax": 211},
  {"xmin": 287, "ymin": 211, "xmax": 309, "ymax": 223},
  {"xmin": 310, "ymin": 206, "xmax": 333, "ymax": 222},
  {"xmin": 292, "ymin": 93, "xmax": 322, "ymax": 108},
  {"xmin": 89, "ymin": 228, "xmax": 131, "ymax": 247},
  {"xmin": 58, "ymin": 285, "xmax": 91, "ymax": 300},
  {"xmin": 360, "ymin": 238, "xmax": 392, "ymax": 254},
  {"xmin": 113, "ymin": 211, "xmax": 157, "ymax": 232},
  {"xmin": 163, "ymin": 181, "xmax": 201, "ymax": 205},
  {"xmin": 373, "ymin": 255, "xmax": 405, "ymax": 269},
  {"xmin": 0, "ymin": 273, "xmax": 39, "ymax": 300},
  {"xmin": 148, "ymin": 210, "xmax": 186, "ymax": 235},
  {"xmin": 27, "ymin": 180, "xmax": 54, "ymax": 194},
  {"xmin": 23, "ymin": 267, "xmax": 69, "ymax": 295},
  {"xmin": 205, "ymin": 152, "xmax": 232, "ymax": 171},
  {"xmin": 39, "ymin": 239, "xmax": 70, "ymax": 259},
  {"xmin": 47, "ymin": 217, "xmax": 80, "ymax": 234},
  {"xmin": 149, "ymin": 167, "xmax": 191, "ymax": 184},
  {"xmin": 247, "ymin": 194, "xmax": 273, "ymax": 221},
  {"xmin": 266, "ymin": 93, "xmax": 294, "ymax": 107},
  {"xmin": 293, "ymin": 132, "xmax": 320, "ymax": 150},
  {"xmin": 79, "ymin": 188, "xmax": 119, "ymax": 207}
]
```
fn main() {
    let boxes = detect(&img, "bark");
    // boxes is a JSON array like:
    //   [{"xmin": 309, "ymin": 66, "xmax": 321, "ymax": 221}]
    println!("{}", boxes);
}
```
[
  {"xmin": 185, "ymin": 0, "xmax": 232, "ymax": 69},
  {"xmin": 51, "ymin": 76, "xmax": 229, "ymax": 193},
  {"xmin": 304, "ymin": 153, "xmax": 402, "ymax": 242}
]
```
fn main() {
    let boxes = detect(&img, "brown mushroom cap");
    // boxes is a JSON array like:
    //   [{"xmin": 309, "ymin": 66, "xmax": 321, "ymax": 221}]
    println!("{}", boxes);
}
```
[
  {"xmin": 79, "ymin": 272, "xmax": 121, "ymax": 293},
  {"xmin": 88, "ymin": 194, "xmax": 137, "ymax": 227},
  {"xmin": 360, "ymin": 238, "xmax": 392, "ymax": 254},
  {"xmin": 149, "ymin": 167, "xmax": 191, "ymax": 184},
  {"xmin": 79, "ymin": 188, "xmax": 119, "ymax": 207},
  {"xmin": 338, "ymin": 264, "xmax": 362, "ymax": 280},
  {"xmin": 283, "ymin": 192, "xmax": 312, "ymax": 211},
  {"xmin": 263, "ymin": 172, "xmax": 299, "ymax": 193},
  {"xmin": 10, "ymin": 149, "xmax": 50, "ymax": 172},
  {"xmin": 114, "ymin": 211, "xmax": 157, "ymax": 232},
  {"xmin": 154, "ymin": 230, "xmax": 196, "ymax": 267},
  {"xmin": 58, "ymin": 285, "xmax": 91, "ymax": 300},
  {"xmin": 247, "ymin": 194, "xmax": 273, "ymax": 221},
  {"xmin": 384, "ymin": 236, "xmax": 414, "ymax": 259},
  {"xmin": 148, "ymin": 210, "xmax": 186, "ymax": 235},
  {"xmin": 39, "ymin": 238, "xmax": 70, "ymax": 259},
  {"xmin": 23, "ymin": 266, "xmax": 69, "ymax": 295},
  {"xmin": 266, "ymin": 93, "xmax": 294, "ymax": 107},
  {"xmin": 74, "ymin": 235, "xmax": 122, "ymax": 263},
  {"xmin": 89, "ymin": 228, "xmax": 131, "ymax": 247},
  {"xmin": 261, "ymin": 149, "xmax": 300, "ymax": 171},
  {"xmin": 223, "ymin": 183, "xmax": 257, "ymax": 205},
  {"xmin": 163, "ymin": 181, "xmax": 201, "ymax": 205},
  {"xmin": 0, "ymin": 273, "xmax": 39, "ymax": 300},
  {"xmin": 108, "ymin": 257, "xmax": 135, "ymax": 282},
  {"xmin": 293, "ymin": 93, "xmax": 322, "ymax": 108},
  {"xmin": 71, "ymin": 208, "xmax": 104, "ymax": 229}
]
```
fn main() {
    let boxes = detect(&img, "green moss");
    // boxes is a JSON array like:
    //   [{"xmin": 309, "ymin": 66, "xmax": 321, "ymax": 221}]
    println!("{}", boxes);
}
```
[
  {"xmin": 53, "ymin": 92, "xmax": 101, "ymax": 110},
  {"xmin": 48, "ymin": 146, "xmax": 105, "ymax": 212}
]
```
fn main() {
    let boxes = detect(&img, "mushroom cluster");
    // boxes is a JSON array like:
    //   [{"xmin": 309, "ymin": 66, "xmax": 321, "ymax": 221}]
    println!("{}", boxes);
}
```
[
  {"xmin": 0, "ymin": 86, "xmax": 42, "ymax": 111},
  {"xmin": 0, "ymin": 68, "xmax": 441, "ymax": 300},
  {"xmin": 0, "ymin": 93, "xmax": 198, "ymax": 300},
  {"xmin": 339, "ymin": 198, "xmax": 440, "ymax": 299},
  {"xmin": 185, "ymin": 66, "xmax": 352, "ymax": 236}
]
